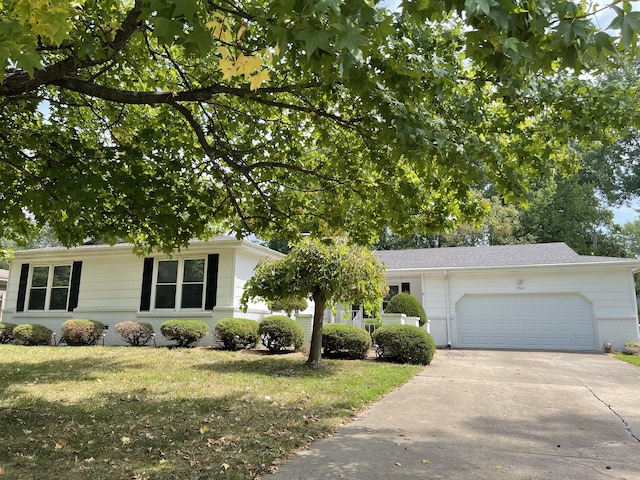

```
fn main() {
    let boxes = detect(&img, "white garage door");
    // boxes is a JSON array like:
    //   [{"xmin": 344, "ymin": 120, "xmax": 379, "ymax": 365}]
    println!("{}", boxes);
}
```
[{"xmin": 456, "ymin": 293, "xmax": 596, "ymax": 350}]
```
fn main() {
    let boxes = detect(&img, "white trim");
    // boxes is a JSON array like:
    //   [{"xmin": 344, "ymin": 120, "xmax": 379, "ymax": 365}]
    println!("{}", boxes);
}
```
[
  {"xmin": 151, "ymin": 257, "xmax": 207, "ymax": 311},
  {"xmin": 24, "ymin": 263, "xmax": 72, "ymax": 313},
  {"xmin": 10, "ymin": 238, "xmax": 285, "ymax": 261},
  {"xmin": 384, "ymin": 261, "xmax": 640, "ymax": 274}
]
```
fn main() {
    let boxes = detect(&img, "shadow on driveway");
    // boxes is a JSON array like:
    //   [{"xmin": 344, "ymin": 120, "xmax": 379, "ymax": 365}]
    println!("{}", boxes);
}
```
[{"xmin": 268, "ymin": 350, "xmax": 640, "ymax": 479}]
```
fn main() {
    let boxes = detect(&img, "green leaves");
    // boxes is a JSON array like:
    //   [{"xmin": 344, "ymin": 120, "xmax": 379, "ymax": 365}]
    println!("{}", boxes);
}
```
[
  {"xmin": 241, "ymin": 237, "xmax": 387, "ymax": 311},
  {"xmin": 1, "ymin": 1, "xmax": 640, "ymax": 254},
  {"xmin": 295, "ymin": 23, "xmax": 335, "ymax": 57},
  {"xmin": 609, "ymin": 6, "xmax": 640, "ymax": 50}
]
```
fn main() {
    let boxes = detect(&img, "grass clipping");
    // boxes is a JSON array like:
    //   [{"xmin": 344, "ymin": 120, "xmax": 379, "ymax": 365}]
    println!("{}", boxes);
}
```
[{"xmin": 0, "ymin": 346, "xmax": 420, "ymax": 479}]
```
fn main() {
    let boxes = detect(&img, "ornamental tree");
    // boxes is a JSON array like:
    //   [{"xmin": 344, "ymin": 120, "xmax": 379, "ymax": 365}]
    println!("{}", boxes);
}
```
[
  {"xmin": 1, "ymin": 1, "xmax": 640, "ymax": 253},
  {"xmin": 241, "ymin": 237, "xmax": 388, "ymax": 366}
]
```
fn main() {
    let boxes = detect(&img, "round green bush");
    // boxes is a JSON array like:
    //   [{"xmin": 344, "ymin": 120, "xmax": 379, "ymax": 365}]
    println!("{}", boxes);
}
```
[
  {"xmin": 160, "ymin": 319, "xmax": 209, "ymax": 347},
  {"xmin": 13, "ymin": 324, "xmax": 53, "ymax": 346},
  {"xmin": 115, "ymin": 321, "xmax": 155, "ymax": 346},
  {"xmin": 61, "ymin": 319, "xmax": 105, "ymax": 346},
  {"xmin": 258, "ymin": 315, "xmax": 305, "ymax": 352},
  {"xmin": 0, "ymin": 322, "xmax": 17, "ymax": 344},
  {"xmin": 322, "ymin": 323, "xmax": 371, "ymax": 359},
  {"xmin": 215, "ymin": 317, "xmax": 259, "ymax": 350},
  {"xmin": 384, "ymin": 293, "xmax": 427, "ymax": 326},
  {"xmin": 372, "ymin": 324, "xmax": 436, "ymax": 365}
]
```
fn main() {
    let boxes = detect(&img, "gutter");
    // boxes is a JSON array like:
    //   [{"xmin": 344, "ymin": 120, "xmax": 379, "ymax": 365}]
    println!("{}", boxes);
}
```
[{"xmin": 384, "ymin": 260, "xmax": 640, "ymax": 274}]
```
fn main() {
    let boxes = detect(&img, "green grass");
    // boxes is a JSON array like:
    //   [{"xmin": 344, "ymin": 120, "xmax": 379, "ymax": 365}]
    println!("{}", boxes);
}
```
[
  {"xmin": 614, "ymin": 352, "xmax": 640, "ymax": 366},
  {"xmin": 0, "ymin": 345, "xmax": 421, "ymax": 479}
]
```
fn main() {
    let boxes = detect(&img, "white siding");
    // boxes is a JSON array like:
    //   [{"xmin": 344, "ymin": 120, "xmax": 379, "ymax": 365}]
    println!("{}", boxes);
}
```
[
  {"xmin": 385, "ymin": 264, "xmax": 640, "ymax": 351},
  {"xmin": 232, "ymin": 249, "xmax": 274, "ymax": 318},
  {"xmin": 1, "ymin": 240, "xmax": 282, "ymax": 345},
  {"xmin": 75, "ymin": 253, "xmax": 144, "ymax": 310}
]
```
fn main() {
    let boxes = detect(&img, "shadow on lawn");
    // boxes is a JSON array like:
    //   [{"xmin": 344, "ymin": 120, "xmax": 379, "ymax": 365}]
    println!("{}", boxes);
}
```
[
  {"xmin": 195, "ymin": 354, "xmax": 342, "ymax": 378},
  {"xmin": 0, "ymin": 385, "xmax": 335, "ymax": 480},
  {"xmin": 0, "ymin": 357, "xmax": 133, "ymax": 395}
]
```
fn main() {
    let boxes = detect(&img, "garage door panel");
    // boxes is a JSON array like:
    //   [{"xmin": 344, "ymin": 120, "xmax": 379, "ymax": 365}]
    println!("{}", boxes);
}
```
[{"xmin": 455, "ymin": 293, "xmax": 595, "ymax": 351}]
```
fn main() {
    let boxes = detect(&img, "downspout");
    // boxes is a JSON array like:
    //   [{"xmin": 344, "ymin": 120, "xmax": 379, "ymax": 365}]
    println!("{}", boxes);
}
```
[
  {"xmin": 421, "ymin": 273, "xmax": 426, "ymax": 331},
  {"xmin": 632, "ymin": 268, "xmax": 640, "ymax": 340},
  {"xmin": 444, "ymin": 270, "xmax": 452, "ymax": 347}
]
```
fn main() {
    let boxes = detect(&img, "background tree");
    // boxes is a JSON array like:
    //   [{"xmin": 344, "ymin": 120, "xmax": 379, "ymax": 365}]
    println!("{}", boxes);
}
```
[
  {"xmin": 374, "ymin": 196, "xmax": 536, "ymax": 250},
  {"xmin": 241, "ymin": 237, "xmax": 388, "ymax": 366},
  {"xmin": 616, "ymin": 219, "xmax": 640, "ymax": 257},
  {"xmin": 582, "ymin": 57, "xmax": 640, "ymax": 208},
  {"xmin": 377, "ymin": 173, "xmax": 628, "ymax": 257},
  {"xmin": 515, "ymin": 176, "xmax": 627, "ymax": 256},
  {"xmin": 268, "ymin": 298, "xmax": 308, "ymax": 318},
  {"xmin": 1, "ymin": 1, "xmax": 640, "ymax": 253},
  {"xmin": 0, "ymin": 224, "xmax": 61, "ymax": 269}
]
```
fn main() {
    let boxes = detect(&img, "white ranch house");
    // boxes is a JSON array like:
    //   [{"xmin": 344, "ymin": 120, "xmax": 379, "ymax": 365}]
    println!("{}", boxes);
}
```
[
  {"xmin": 2, "ymin": 240, "xmax": 640, "ymax": 352},
  {"xmin": 1, "ymin": 237, "xmax": 283, "ymax": 346},
  {"xmin": 377, "ymin": 243, "xmax": 640, "ymax": 352}
]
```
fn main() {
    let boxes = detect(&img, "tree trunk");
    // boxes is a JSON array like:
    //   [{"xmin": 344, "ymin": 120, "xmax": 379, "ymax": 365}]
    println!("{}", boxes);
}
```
[{"xmin": 306, "ymin": 289, "xmax": 327, "ymax": 367}]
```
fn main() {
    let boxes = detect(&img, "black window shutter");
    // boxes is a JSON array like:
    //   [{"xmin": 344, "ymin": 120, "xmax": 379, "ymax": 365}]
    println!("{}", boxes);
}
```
[
  {"xmin": 140, "ymin": 257, "xmax": 154, "ymax": 311},
  {"xmin": 204, "ymin": 254, "xmax": 219, "ymax": 310},
  {"xmin": 16, "ymin": 263, "xmax": 29, "ymax": 312},
  {"xmin": 68, "ymin": 261, "xmax": 83, "ymax": 312}
]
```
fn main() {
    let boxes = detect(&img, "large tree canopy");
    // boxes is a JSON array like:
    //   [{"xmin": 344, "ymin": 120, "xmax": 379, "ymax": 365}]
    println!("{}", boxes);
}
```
[{"xmin": 2, "ymin": 0, "xmax": 640, "ymax": 252}]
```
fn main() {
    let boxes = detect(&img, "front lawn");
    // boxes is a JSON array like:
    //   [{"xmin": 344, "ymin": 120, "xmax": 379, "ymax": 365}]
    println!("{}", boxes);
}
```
[
  {"xmin": 614, "ymin": 352, "xmax": 640, "ymax": 366},
  {"xmin": 0, "ymin": 346, "xmax": 420, "ymax": 479}
]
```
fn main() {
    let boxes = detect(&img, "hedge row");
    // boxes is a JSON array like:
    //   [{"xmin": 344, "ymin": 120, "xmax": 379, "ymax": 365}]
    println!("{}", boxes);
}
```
[{"xmin": 1, "ymin": 317, "xmax": 436, "ymax": 365}]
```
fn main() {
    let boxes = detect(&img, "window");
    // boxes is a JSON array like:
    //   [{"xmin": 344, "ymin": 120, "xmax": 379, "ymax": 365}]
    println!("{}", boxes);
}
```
[
  {"xmin": 154, "ymin": 258, "xmax": 205, "ymax": 309},
  {"xmin": 383, "ymin": 285, "xmax": 399, "ymax": 311},
  {"xmin": 27, "ymin": 265, "xmax": 72, "ymax": 311}
]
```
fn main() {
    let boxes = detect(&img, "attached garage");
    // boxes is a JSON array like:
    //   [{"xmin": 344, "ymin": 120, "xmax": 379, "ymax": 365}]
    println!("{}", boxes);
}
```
[
  {"xmin": 455, "ymin": 293, "xmax": 596, "ymax": 350},
  {"xmin": 378, "ymin": 243, "xmax": 640, "ymax": 352}
]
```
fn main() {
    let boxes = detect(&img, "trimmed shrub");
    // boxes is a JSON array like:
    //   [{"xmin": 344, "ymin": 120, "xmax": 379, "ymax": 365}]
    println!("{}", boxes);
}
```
[
  {"xmin": 258, "ymin": 315, "xmax": 305, "ymax": 352},
  {"xmin": 61, "ymin": 319, "xmax": 105, "ymax": 346},
  {"xmin": 13, "ymin": 324, "xmax": 53, "ymax": 346},
  {"xmin": 115, "ymin": 321, "xmax": 155, "ymax": 346},
  {"xmin": 160, "ymin": 319, "xmax": 209, "ymax": 347},
  {"xmin": 215, "ymin": 317, "xmax": 259, "ymax": 350},
  {"xmin": 384, "ymin": 293, "xmax": 428, "ymax": 326},
  {"xmin": 0, "ymin": 322, "xmax": 17, "ymax": 344},
  {"xmin": 322, "ymin": 323, "xmax": 371, "ymax": 359},
  {"xmin": 372, "ymin": 324, "xmax": 436, "ymax": 365}
]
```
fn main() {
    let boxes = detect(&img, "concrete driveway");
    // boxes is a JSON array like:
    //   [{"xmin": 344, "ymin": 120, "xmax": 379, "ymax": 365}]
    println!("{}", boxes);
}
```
[{"xmin": 268, "ymin": 350, "xmax": 640, "ymax": 479}]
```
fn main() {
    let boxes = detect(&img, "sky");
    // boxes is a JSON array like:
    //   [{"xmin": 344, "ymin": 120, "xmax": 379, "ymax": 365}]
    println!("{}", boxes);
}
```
[{"xmin": 613, "ymin": 202, "xmax": 639, "ymax": 225}]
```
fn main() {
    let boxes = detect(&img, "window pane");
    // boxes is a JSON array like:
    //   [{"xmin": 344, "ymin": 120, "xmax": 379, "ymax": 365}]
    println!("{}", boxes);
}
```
[
  {"xmin": 155, "ymin": 285, "xmax": 176, "ymax": 308},
  {"xmin": 28, "ymin": 289, "xmax": 46, "ymax": 310},
  {"xmin": 31, "ymin": 266, "xmax": 49, "ymax": 288},
  {"xmin": 181, "ymin": 284, "xmax": 203, "ymax": 308},
  {"xmin": 157, "ymin": 261, "xmax": 178, "ymax": 283},
  {"xmin": 386, "ymin": 285, "xmax": 399, "ymax": 300},
  {"xmin": 183, "ymin": 259, "xmax": 204, "ymax": 283},
  {"xmin": 52, "ymin": 265, "xmax": 71, "ymax": 287},
  {"xmin": 49, "ymin": 288, "xmax": 69, "ymax": 310}
]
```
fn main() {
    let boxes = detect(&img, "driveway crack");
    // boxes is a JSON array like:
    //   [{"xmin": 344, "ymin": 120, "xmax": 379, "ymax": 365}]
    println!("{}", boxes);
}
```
[{"xmin": 582, "ymin": 383, "xmax": 640, "ymax": 444}]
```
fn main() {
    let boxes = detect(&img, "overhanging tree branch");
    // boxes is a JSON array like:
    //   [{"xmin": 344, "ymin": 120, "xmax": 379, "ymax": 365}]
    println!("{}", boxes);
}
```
[{"xmin": 1, "ymin": 1, "xmax": 144, "ymax": 96}]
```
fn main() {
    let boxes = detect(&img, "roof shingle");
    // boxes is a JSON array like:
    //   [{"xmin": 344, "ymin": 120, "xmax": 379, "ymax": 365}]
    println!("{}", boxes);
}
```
[{"xmin": 375, "ymin": 242, "xmax": 638, "ymax": 270}]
